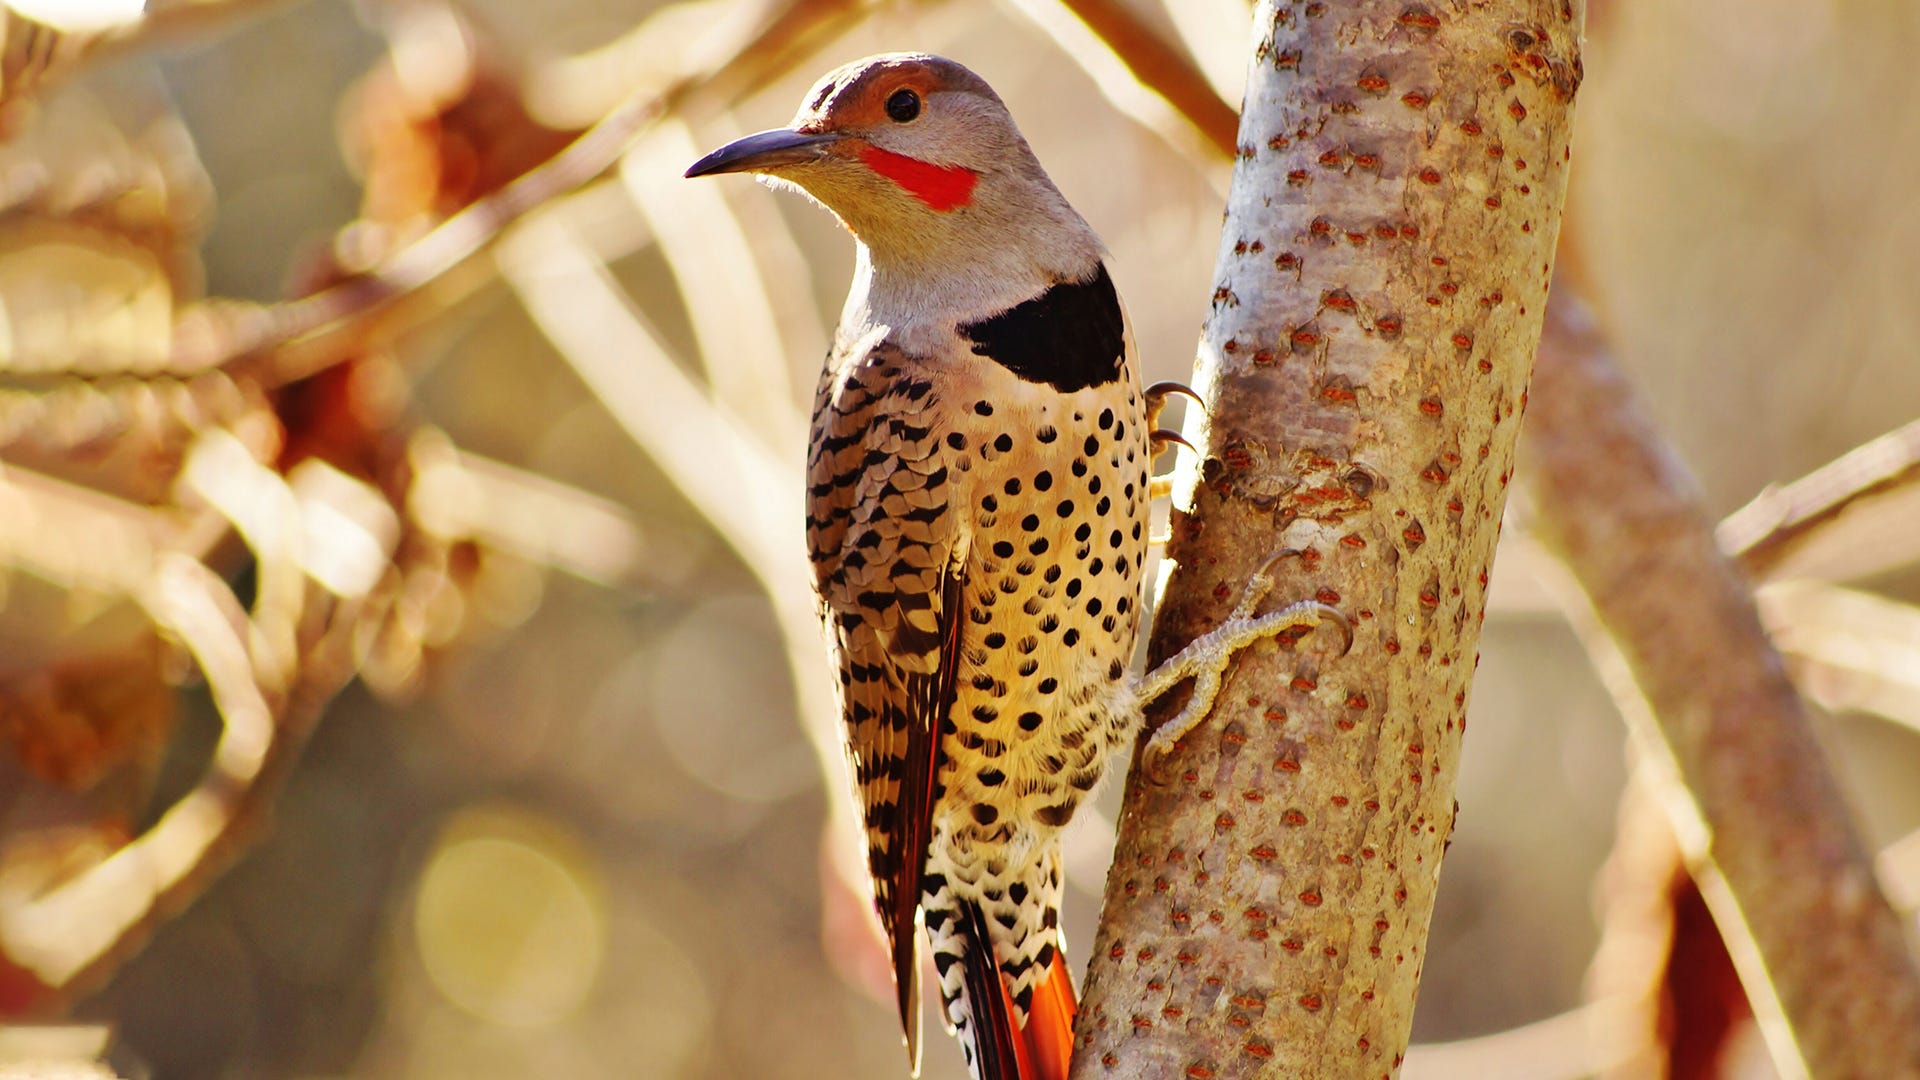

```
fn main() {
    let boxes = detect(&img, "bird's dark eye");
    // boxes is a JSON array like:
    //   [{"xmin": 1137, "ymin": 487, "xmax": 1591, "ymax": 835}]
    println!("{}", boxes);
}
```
[{"xmin": 885, "ymin": 88, "xmax": 921, "ymax": 123}]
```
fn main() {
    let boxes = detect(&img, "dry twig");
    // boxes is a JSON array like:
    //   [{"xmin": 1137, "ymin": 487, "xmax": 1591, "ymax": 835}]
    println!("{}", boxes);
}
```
[
  {"xmin": 1719, "ymin": 416, "xmax": 1920, "ymax": 582},
  {"xmin": 0, "ymin": 439, "xmax": 391, "ymax": 1000},
  {"xmin": 1757, "ymin": 580, "xmax": 1920, "ymax": 738},
  {"xmin": 1001, "ymin": 0, "xmax": 1240, "ymax": 160},
  {"xmin": 1399, "ymin": 996, "xmax": 1640, "ymax": 1080}
]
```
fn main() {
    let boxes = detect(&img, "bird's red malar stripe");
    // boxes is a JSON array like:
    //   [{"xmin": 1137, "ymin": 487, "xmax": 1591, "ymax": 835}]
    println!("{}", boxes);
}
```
[{"xmin": 859, "ymin": 144, "xmax": 978, "ymax": 211}]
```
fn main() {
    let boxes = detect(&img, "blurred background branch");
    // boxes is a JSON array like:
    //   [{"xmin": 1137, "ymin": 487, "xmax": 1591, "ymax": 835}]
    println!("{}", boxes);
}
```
[{"xmin": 1519, "ymin": 284, "xmax": 1920, "ymax": 1075}]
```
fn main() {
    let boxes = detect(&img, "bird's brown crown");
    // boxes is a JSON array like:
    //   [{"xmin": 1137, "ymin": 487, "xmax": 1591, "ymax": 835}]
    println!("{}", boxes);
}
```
[{"xmin": 794, "ymin": 53, "xmax": 1001, "ymax": 135}]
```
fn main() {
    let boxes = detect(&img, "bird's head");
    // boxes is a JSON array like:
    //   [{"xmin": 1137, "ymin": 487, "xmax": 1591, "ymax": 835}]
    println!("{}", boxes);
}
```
[{"xmin": 686, "ymin": 53, "xmax": 1081, "ymax": 263}]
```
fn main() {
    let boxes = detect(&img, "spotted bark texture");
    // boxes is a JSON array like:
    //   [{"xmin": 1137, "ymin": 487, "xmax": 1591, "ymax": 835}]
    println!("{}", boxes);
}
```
[
  {"xmin": 1522, "ymin": 290, "xmax": 1920, "ymax": 1077},
  {"xmin": 1072, "ymin": 3, "xmax": 1581, "ymax": 1076}
]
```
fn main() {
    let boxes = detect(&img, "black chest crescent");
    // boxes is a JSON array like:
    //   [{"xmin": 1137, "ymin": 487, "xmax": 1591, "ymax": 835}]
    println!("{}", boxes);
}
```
[{"xmin": 957, "ymin": 263, "xmax": 1125, "ymax": 394}]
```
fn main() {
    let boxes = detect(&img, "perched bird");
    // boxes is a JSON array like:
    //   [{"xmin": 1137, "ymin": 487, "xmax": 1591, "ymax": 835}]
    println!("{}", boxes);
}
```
[{"xmin": 687, "ymin": 53, "xmax": 1343, "ymax": 1080}]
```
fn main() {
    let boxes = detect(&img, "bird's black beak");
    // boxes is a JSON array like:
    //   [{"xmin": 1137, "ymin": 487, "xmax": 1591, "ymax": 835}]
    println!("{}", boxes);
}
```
[{"xmin": 684, "ymin": 128, "xmax": 841, "ymax": 178}]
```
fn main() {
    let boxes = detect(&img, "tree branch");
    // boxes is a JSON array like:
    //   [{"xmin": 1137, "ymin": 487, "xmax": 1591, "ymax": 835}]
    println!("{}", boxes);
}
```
[
  {"xmin": 1518, "ymin": 285, "xmax": 1920, "ymax": 1076},
  {"xmin": 1073, "ymin": 3, "xmax": 1582, "ymax": 1074}
]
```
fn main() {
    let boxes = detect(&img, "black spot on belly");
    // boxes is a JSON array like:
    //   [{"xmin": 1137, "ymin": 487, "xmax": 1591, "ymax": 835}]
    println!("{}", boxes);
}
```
[
  {"xmin": 957, "ymin": 263, "xmax": 1126, "ymax": 393},
  {"xmin": 1036, "ymin": 800, "xmax": 1078, "ymax": 826}
]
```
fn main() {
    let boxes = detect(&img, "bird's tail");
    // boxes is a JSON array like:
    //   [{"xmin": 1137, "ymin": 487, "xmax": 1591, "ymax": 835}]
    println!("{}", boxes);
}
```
[{"xmin": 942, "ymin": 901, "xmax": 1077, "ymax": 1080}]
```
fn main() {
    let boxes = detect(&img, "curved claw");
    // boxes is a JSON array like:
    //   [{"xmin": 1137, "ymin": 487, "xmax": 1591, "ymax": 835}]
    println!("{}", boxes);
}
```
[
  {"xmin": 1145, "ymin": 381, "xmax": 1204, "ymax": 407},
  {"xmin": 1144, "ymin": 381, "xmax": 1205, "ymax": 428},
  {"xmin": 1235, "ymin": 548, "xmax": 1303, "ymax": 616},
  {"xmin": 1148, "ymin": 428, "xmax": 1195, "ymax": 462},
  {"xmin": 1300, "ymin": 601, "xmax": 1356, "ymax": 657},
  {"xmin": 1141, "ymin": 741, "xmax": 1177, "ymax": 787},
  {"xmin": 1252, "ymin": 546, "xmax": 1306, "ymax": 581}
]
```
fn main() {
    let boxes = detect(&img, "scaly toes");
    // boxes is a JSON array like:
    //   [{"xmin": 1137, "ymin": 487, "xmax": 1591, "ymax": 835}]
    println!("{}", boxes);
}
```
[
  {"xmin": 1137, "ymin": 597, "xmax": 1355, "ymax": 779},
  {"xmin": 1141, "ymin": 669, "xmax": 1222, "ymax": 784}
]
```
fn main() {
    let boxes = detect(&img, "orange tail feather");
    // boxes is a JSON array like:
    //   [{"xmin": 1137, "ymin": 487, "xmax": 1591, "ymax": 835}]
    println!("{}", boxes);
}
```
[
  {"xmin": 1018, "ymin": 950, "xmax": 1077, "ymax": 1080},
  {"xmin": 994, "ymin": 974, "xmax": 1037, "ymax": 1078},
  {"xmin": 959, "ymin": 899, "xmax": 1080, "ymax": 1080}
]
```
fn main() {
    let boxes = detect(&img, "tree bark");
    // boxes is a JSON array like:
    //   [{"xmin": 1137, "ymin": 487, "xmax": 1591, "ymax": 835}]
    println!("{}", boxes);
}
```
[
  {"xmin": 1521, "ymin": 289, "xmax": 1920, "ymax": 1077},
  {"xmin": 1073, "ymin": 3, "xmax": 1582, "ymax": 1076}
]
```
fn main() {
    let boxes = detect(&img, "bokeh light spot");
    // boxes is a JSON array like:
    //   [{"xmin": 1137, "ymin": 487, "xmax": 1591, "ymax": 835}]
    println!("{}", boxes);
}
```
[{"xmin": 413, "ymin": 806, "xmax": 606, "ymax": 1028}]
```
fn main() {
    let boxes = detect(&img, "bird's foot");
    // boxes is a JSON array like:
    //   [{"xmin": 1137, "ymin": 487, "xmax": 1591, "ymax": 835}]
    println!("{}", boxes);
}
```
[
  {"xmin": 1146, "ymin": 381, "xmax": 1199, "ymax": 481},
  {"xmin": 1145, "ymin": 382, "xmax": 1202, "ymax": 531},
  {"xmin": 1138, "ymin": 550, "xmax": 1353, "ymax": 779}
]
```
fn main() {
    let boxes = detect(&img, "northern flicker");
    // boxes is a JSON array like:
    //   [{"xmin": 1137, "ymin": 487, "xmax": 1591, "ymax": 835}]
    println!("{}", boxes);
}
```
[{"xmin": 687, "ymin": 53, "xmax": 1345, "ymax": 1080}]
